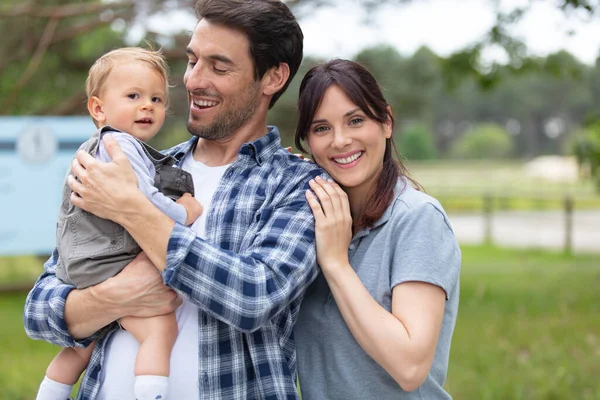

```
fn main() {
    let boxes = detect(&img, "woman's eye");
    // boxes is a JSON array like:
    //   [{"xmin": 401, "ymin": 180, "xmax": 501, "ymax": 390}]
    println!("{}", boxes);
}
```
[
  {"xmin": 313, "ymin": 125, "xmax": 329, "ymax": 134},
  {"xmin": 349, "ymin": 117, "xmax": 363, "ymax": 125}
]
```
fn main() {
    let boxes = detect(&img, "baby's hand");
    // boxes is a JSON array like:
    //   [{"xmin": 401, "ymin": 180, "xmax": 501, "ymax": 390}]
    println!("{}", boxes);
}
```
[{"xmin": 176, "ymin": 193, "xmax": 203, "ymax": 225}]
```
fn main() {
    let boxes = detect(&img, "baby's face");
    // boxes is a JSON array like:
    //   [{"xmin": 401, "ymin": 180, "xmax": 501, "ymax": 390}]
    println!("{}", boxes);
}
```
[{"xmin": 97, "ymin": 62, "xmax": 167, "ymax": 142}]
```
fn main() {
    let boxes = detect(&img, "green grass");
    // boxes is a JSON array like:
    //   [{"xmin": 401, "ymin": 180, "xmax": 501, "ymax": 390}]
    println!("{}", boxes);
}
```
[
  {"xmin": 1, "ymin": 245, "xmax": 599, "ymax": 399},
  {"xmin": 445, "ymin": 245, "xmax": 600, "ymax": 400}
]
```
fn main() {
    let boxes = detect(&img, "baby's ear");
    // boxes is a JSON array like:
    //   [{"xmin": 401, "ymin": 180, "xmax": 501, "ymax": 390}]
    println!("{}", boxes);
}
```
[{"xmin": 87, "ymin": 96, "xmax": 106, "ymax": 124}]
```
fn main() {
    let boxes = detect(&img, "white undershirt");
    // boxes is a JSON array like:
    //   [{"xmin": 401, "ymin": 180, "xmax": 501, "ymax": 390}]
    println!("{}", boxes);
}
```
[{"xmin": 96, "ymin": 152, "xmax": 231, "ymax": 400}]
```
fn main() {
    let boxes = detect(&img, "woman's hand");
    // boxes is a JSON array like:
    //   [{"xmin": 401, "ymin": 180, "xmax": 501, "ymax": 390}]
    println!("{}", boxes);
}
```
[
  {"xmin": 305, "ymin": 176, "xmax": 352, "ymax": 271},
  {"xmin": 68, "ymin": 134, "xmax": 140, "ymax": 223}
]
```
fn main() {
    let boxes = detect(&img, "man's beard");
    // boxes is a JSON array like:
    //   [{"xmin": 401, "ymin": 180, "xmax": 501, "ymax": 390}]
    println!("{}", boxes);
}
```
[{"xmin": 187, "ymin": 83, "xmax": 261, "ymax": 141}]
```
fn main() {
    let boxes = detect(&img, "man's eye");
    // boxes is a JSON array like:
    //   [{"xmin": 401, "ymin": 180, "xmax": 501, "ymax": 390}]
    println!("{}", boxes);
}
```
[{"xmin": 214, "ymin": 66, "xmax": 227, "ymax": 74}]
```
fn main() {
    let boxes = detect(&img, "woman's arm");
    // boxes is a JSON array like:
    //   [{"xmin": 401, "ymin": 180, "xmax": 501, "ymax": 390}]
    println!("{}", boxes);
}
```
[
  {"xmin": 306, "ymin": 177, "xmax": 447, "ymax": 392},
  {"xmin": 323, "ymin": 269, "xmax": 445, "ymax": 391}
]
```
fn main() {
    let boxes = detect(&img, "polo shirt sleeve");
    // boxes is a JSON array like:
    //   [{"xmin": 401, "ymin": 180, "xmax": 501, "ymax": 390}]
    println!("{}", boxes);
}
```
[{"xmin": 390, "ymin": 201, "xmax": 461, "ymax": 299}]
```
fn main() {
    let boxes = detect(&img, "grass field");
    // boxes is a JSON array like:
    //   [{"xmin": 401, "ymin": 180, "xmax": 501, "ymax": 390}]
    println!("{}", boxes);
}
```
[
  {"xmin": 1, "ymin": 245, "xmax": 599, "ymax": 399},
  {"xmin": 407, "ymin": 160, "xmax": 600, "ymax": 211}
]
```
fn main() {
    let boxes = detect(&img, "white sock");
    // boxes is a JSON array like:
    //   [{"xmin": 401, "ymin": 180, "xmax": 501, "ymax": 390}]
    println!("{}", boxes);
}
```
[
  {"xmin": 134, "ymin": 375, "xmax": 169, "ymax": 400},
  {"xmin": 36, "ymin": 376, "xmax": 73, "ymax": 400}
]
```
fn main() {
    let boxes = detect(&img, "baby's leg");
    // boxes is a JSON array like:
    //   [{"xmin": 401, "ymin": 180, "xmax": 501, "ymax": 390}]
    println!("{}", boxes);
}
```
[
  {"xmin": 36, "ymin": 343, "xmax": 95, "ymax": 400},
  {"xmin": 120, "ymin": 312, "xmax": 177, "ymax": 400}
]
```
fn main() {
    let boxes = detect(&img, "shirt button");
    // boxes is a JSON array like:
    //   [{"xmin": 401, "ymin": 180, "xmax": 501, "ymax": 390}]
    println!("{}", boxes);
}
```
[{"xmin": 349, "ymin": 244, "xmax": 355, "ymax": 250}]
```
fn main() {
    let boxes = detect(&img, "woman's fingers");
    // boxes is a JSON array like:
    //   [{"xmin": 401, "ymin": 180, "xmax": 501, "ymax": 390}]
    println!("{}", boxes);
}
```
[
  {"xmin": 314, "ymin": 176, "xmax": 346, "ymax": 217},
  {"xmin": 308, "ymin": 178, "xmax": 335, "ymax": 218},
  {"xmin": 305, "ymin": 189, "xmax": 325, "ymax": 220}
]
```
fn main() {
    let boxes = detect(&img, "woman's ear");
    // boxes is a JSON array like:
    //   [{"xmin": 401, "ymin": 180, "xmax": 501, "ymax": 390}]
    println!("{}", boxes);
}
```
[
  {"xmin": 262, "ymin": 62, "xmax": 291, "ymax": 96},
  {"xmin": 87, "ymin": 96, "xmax": 106, "ymax": 125},
  {"xmin": 384, "ymin": 105, "xmax": 393, "ymax": 139}
]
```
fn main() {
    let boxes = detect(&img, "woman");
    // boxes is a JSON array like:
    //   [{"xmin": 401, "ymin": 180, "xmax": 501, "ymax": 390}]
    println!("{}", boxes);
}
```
[{"xmin": 294, "ymin": 59, "xmax": 461, "ymax": 399}]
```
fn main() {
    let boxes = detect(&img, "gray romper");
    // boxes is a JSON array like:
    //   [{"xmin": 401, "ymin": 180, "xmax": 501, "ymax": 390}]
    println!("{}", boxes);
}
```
[{"xmin": 55, "ymin": 126, "xmax": 195, "ymax": 289}]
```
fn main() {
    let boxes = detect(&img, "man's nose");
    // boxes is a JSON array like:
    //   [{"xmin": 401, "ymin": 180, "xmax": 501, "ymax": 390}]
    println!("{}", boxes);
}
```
[{"xmin": 185, "ymin": 63, "xmax": 211, "ymax": 91}]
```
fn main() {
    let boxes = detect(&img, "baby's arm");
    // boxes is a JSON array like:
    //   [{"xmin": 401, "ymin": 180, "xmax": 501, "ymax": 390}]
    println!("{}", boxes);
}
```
[
  {"xmin": 176, "ymin": 193, "xmax": 203, "ymax": 225},
  {"xmin": 97, "ymin": 132, "xmax": 197, "ymax": 225}
]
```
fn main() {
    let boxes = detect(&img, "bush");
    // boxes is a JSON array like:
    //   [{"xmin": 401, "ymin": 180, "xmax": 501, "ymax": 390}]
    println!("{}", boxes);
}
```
[
  {"xmin": 397, "ymin": 123, "xmax": 437, "ymax": 160},
  {"xmin": 450, "ymin": 123, "xmax": 513, "ymax": 159},
  {"xmin": 572, "ymin": 123, "xmax": 600, "ymax": 191}
]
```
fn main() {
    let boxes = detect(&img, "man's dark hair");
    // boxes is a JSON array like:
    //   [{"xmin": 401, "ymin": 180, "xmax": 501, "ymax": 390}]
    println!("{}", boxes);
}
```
[{"xmin": 195, "ymin": 0, "xmax": 303, "ymax": 109}]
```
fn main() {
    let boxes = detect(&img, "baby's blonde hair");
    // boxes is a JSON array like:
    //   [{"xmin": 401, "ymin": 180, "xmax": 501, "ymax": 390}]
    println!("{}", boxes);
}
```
[{"xmin": 86, "ymin": 46, "xmax": 170, "ymax": 126}]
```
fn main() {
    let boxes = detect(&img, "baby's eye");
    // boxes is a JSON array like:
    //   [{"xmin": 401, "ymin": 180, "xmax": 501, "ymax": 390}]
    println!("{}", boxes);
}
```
[
  {"xmin": 127, "ymin": 93, "xmax": 139, "ymax": 100},
  {"xmin": 152, "ymin": 96, "xmax": 163, "ymax": 103}
]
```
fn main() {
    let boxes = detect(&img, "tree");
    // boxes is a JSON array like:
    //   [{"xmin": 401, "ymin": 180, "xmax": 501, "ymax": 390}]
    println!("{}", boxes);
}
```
[
  {"xmin": 573, "ymin": 123, "xmax": 600, "ymax": 191},
  {"xmin": 450, "ymin": 123, "xmax": 514, "ymax": 160},
  {"xmin": 397, "ymin": 123, "xmax": 437, "ymax": 160}
]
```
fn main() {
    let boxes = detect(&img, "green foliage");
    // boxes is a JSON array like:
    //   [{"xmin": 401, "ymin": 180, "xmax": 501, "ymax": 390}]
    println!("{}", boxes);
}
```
[
  {"xmin": 397, "ymin": 123, "xmax": 437, "ymax": 160},
  {"xmin": 450, "ymin": 123, "xmax": 514, "ymax": 160},
  {"xmin": 573, "ymin": 123, "xmax": 600, "ymax": 191}
]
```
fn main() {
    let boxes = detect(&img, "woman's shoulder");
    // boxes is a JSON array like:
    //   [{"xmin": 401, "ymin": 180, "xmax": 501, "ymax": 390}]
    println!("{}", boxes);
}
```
[{"xmin": 392, "ymin": 179, "xmax": 446, "ymax": 216}]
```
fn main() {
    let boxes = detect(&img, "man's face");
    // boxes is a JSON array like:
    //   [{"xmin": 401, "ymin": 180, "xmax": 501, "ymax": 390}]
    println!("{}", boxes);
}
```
[{"xmin": 184, "ymin": 20, "xmax": 262, "ymax": 141}]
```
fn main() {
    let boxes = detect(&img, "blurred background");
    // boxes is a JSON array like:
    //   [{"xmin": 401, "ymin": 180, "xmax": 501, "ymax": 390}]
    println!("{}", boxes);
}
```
[{"xmin": 1, "ymin": 0, "xmax": 599, "ymax": 399}]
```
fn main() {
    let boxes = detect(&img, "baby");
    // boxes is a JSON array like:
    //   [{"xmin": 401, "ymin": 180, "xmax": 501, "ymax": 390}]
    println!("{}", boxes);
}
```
[{"xmin": 35, "ymin": 47, "xmax": 202, "ymax": 400}]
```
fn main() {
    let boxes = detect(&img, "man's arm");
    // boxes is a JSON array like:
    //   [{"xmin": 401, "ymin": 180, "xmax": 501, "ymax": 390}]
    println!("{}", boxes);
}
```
[
  {"xmin": 163, "ymin": 189, "xmax": 319, "ymax": 332},
  {"xmin": 24, "ymin": 251, "xmax": 181, "ymax": 342},
  {"xmin": 68, "ymin": 136, "xmax": 322, "ymax": 332}
]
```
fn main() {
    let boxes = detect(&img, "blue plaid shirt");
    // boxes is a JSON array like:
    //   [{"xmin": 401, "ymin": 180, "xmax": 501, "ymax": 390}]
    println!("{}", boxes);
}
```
[{"xmin": 24, "ymin": 126, "xmax": 325, "ymax": 399}]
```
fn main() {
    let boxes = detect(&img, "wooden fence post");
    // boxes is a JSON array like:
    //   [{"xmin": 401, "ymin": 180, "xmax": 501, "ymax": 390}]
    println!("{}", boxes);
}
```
[
  {"xmin": 564, "ymin": 195, "xmax": 573, "ymax": 255},
  {"xmin": 483, "ymin": 193, "xmax": 493, "ymax": 245}
]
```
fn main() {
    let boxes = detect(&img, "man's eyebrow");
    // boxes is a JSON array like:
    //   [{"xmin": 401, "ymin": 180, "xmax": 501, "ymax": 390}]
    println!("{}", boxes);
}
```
[
  {"xmin": 208, "ymin": 54, "xmax": 235, "ymax": 65},
  {"xmin": 185, "ymin": 48, "xmax": 234, "ymax": 65}
]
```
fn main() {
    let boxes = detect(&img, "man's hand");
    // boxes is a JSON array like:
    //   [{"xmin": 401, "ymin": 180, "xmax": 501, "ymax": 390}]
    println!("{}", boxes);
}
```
[
  {"xmin": 90, "ymin": 252, "xmax": 181, "ymax": 319},
  {"xmin": 68, "ymin": 134, "xmax": 140, "ymax": 223},
  {"xmin": 65, "ymin": 252, "xmax": 181, "ymax": 339},
  {"xmin": 176, "ymin": 193, "xmax": 204, "ymax": 225}
]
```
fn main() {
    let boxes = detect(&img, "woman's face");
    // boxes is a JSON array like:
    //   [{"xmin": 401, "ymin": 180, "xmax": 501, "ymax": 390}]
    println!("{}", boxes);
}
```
[{"xmin": 307, "ymin": 84, "xmax": 391, "ymax": 199}]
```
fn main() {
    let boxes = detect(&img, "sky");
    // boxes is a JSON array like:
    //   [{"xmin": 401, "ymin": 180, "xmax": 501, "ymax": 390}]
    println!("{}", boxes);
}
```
[{"xmin": 141, "ymin": 0, "xmax": 600, "ymax": 65}]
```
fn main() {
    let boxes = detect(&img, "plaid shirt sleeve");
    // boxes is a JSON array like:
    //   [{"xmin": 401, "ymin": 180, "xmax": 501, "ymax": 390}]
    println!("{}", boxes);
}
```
[
  {"xmin": 163, "ymin": 167, "xmax": 321, "ymax": 333},
  {"xmin": 23, "ymin": 249, "xmax": 95, "ymax": 348}
]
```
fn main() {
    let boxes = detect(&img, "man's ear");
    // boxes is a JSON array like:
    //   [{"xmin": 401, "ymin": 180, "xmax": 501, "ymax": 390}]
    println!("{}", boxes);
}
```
[
  {"xmin": 262, "ymin": 62, "xmax": 291, "ymax": 96},
  {"xmin": 87, "ymin": 96, "xmax": 106, "ymax": 125}
]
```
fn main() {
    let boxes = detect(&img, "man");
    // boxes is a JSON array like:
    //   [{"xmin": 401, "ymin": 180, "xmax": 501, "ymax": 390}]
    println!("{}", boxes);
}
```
[{"xmin": 24, "ymin": 0, "xmax": 324, "ymax": 398}]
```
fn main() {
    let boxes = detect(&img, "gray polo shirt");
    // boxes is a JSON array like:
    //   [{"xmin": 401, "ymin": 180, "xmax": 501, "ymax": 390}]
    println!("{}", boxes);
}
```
[{"xmin": 295, "ymin": 179, "xmax": 461, "ymax": 399}]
